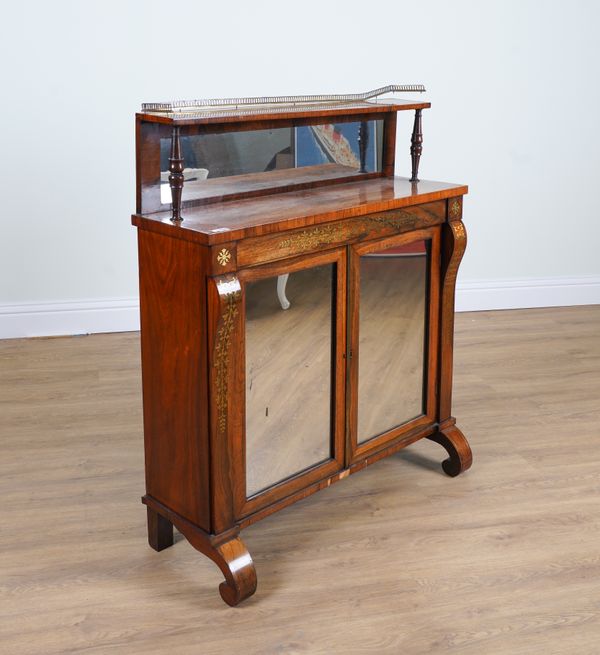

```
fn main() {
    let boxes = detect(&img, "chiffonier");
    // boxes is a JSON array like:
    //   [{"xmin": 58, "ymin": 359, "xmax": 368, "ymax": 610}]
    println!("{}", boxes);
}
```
[{"xmin": 132, "ymin": 85, "xmax": 472, "ymax": 606}]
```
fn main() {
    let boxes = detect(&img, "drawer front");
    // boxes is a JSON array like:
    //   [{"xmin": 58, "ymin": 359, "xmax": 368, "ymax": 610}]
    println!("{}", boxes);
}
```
[{"xmin": 237, "ymin": 200, "xmax": 445, "ymax": 268}]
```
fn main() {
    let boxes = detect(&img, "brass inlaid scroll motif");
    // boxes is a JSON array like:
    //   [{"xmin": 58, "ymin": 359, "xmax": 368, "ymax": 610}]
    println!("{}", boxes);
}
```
[
  {"xmin": 364, "ymin": 213, "xmax": 418, "ymax": 231},
  {"xmin": 278, "ymin": 224, "xmax": 345, "ymax": 251},
  {"xmin": 444, "ymin": 221, "xmax": 467, "ymax": 286},
  {"xmin": 277, "ymin": 210, "xmax": 420, "ymax": 252},
  {"xmin": 214, "ymin": 278, "xmax": 241, "ymax": 435},
  {"xmin": 452, "ymin": 220, "xmax": 466, "ymax": 239}
]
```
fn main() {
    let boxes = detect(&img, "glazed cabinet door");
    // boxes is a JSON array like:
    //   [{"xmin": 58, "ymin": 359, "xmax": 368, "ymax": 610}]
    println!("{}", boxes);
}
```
[
  {"xmin": 234, "ymin": 248, "xmax": 347, "ymax": 519},
  {"xmin": 347, "ymin": 227, "xmax": 440, "ymax": 463}
]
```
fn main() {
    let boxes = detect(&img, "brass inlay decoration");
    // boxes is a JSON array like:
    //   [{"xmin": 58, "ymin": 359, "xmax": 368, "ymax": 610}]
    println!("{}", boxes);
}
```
[
  {"xmin": 277, "ymin": 210, "xmax": 420, "ymax": 252},
  {"xmin": 214, "ymin": 279, "xmax": 241, "ymax": 434},
  {"xmin": 364, "ymin": 212, "xmax": 418, "ymax": 230},
  {"xmin": 217, "ymin": 248, "xmax": 232, "ymax": 266},
  {"xmin": 449, "ymin": 199, "xmax": 461, "ymax": 218},
  {"xmin": 442, "ymin": 220, "xmax": 467, "ymax": 302},
  {"xmin": 452, "ymin": 220, "xmax": 466, "ymax": 239},
  {"xmin": 444, "ymin": 221, "xmax": 467, "ymax": 289},
  {"xmin": 278, "ymin": 224, "xmax": 345, "ymax": 251}
]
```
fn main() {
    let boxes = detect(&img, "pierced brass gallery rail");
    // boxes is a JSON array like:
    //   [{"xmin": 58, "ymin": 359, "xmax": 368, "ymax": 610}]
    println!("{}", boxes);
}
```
[{"xmin": 143, "ymin": 85, "xmax": 426, "ymax": 114}]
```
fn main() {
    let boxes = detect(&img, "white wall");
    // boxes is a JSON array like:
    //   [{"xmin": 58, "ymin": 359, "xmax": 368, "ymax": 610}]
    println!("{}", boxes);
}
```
[{"xmin": 1, "ymin": 0, "xmax": 599, "ymax": 338}]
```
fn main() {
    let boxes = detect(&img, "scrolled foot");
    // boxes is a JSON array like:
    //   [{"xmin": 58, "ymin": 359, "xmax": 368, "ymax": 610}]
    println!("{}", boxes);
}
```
[
  {"xmin": 427, "ymin": 420, "xmax": 472, "ymax": 477},
  {"xmin": 142, "ymin": 496, "xmax": 257, "ymax": 606},
  {"xmin": 214, "ymin": 537, "xmax": 258, "ymax": 607}
]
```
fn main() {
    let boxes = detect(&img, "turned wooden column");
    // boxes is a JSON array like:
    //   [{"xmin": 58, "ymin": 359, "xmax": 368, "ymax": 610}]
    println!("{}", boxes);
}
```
[
  {"xmin": 169, "ymin": 126, "xmax": 184, "ymax": 222},
  {"xmin": 358, "ymin": 120, "xmax": 369, "ymax": 173},
  {"xmin": 409, "ymin": 109, "xmax": 423, "ymax": 182}
]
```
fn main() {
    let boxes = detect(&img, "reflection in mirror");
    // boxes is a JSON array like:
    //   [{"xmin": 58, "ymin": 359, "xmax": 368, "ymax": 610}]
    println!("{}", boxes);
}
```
[
  {"xmin": 245, "ymin": 264, "xmax": 334, "ymax": 497},
  {"xmin": 357, "ymin": 241, "xmax": 428, "ymax": 443},
  {"xmin": 159, "ymin": 120, "xmax": 383, "ymax": 204}
]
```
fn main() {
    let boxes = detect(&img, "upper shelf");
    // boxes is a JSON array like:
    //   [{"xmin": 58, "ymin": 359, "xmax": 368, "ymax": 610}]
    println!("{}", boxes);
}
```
[
  {"xmin": 135, "ymin": 85, "xmax": 432, "ymax": 219},
  {"xmin": 138, "ymin": 85, "xmax": 430, "ymax": 125}
]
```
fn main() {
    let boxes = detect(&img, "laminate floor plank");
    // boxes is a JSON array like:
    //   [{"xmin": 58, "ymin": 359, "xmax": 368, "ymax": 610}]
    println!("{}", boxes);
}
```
[{"xmin": 1, "ymin": 306, "xmax": 599, "ymax": 654}]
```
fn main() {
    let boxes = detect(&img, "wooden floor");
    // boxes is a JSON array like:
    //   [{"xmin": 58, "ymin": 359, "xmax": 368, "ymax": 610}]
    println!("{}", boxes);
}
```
[{"xmin": 1, "ymin": 305, "xmax": 599, "ymax": 654}]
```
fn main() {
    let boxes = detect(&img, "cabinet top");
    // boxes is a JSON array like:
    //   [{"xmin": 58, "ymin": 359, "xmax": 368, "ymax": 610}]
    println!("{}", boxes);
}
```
[
  {"xmin": 132, "ymin": 176, "xmax": 467, "ymax": 245},
  {"xmin": 138, "ymin": 85, "xmax": 430, "ymax": 125}
]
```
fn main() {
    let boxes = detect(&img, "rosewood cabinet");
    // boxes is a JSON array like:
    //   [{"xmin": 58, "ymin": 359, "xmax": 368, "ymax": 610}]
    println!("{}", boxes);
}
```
[{"xmin": 132, "ymin": 86, "xmax": 472, "ymax": 606}]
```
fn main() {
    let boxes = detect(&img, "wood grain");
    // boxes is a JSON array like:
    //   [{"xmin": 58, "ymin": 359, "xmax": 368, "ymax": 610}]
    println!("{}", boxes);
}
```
[
  {"xmin": 234, "ymin": 249, "xmax": 347, "ymax": 520},
  {"xmin": 132, "ymin": 177, "xmax": 467, "ymax": 245},
  {"xmin": 2, "ymin": 305, "xmax": 600, "ymax": 652},
  {"xmin": 438, "ymin": 219, "xmax": 467, "ymax": 422},
  {"xmin": 236, "ymin": 201, "xmax": 445, "ymax": 268},
  {"xmin": 135, "ymin": 188, "xmax": 464, "ymax": 605},
  {"xmin": 165, "ymin": 163, "xmax": 380, "ymax": 209},
  {"xmin": 346, "ymin": 228, "xmax": 441, "ymax": 464},
  {"xmin": 137, "ymin": 230, "xmax": 210, "ymax": 529},
  {"xmin": 143, "ymin": 496, "xmax": 256, "ymax": 607}
]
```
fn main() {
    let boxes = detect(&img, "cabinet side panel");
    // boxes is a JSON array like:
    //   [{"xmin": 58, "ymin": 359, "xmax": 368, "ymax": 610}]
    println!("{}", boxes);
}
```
[{"xmin": 137, "ymin": 229, "xmax": 210, "ymax": 530}]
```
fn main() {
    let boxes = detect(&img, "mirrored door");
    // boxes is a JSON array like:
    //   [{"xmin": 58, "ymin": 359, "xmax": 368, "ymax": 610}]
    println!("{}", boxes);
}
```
[
  {"xmin": 348, "ymin": 228, "xmax": 440, "ymax": 461},
  {"xmin": 237, "ymin": 249, "xmax": 346, "ymax": 517}
]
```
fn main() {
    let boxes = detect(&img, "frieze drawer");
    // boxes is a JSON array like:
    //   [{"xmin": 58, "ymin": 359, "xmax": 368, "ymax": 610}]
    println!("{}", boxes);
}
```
[{"xmin": 237, "ymin": 200, "xmax": 445, "ymax": 267}]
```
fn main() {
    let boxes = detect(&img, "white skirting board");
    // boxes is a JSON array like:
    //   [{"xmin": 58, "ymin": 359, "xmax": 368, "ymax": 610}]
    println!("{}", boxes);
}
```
[
  {"xmin": 455, "ymin": 276, "xmax": 600, "ymax": 312},
  {"xmin": 1, "ymin": 277, "xmax": 599, "ymax": 340},
  {"xmin": 0, "ymin": 298, "xmax": 141, "ymax": 340}
]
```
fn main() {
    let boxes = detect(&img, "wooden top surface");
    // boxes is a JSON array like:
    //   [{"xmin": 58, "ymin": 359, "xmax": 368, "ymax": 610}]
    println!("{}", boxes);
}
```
[
  {"xmin": 167, "ymin": 163, "xmax": 369, "ymax": 205},
  {"xmin": 137, "ymin": 98, "xmax": 431, "ymax": 126},
  {"xmin": 132, "ymin": 177, "xmax": 467, "ymax": 245}
]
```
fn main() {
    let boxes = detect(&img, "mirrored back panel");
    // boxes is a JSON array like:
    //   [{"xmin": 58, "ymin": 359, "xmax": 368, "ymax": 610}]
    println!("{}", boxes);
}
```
[
  {"xmin": 357, "ymin": 240, "xmax": 429, "ymax": 443},
  {"xmin": 245, "ymin": 264, "xmax": 335, "ymax": 497},
  {"xmin": 139, "ymin": 119, "xmax": 384, "ymax": 212}
]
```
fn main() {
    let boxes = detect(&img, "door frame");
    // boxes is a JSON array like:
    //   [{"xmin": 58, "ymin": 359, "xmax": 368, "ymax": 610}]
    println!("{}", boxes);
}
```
[
  {"xmin": 234, "ymin": 248, "xmax": 347, "ymax": 520},
  {"xmin": 346, "ymin": 227, "xmax": 441, "ymax": 465}
]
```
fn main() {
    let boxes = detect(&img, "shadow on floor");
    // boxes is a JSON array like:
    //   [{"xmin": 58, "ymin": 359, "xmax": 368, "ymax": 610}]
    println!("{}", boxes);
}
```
[{"xmin": 396, "ymin": 448, "xmax": 444, "ymax": 474}]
